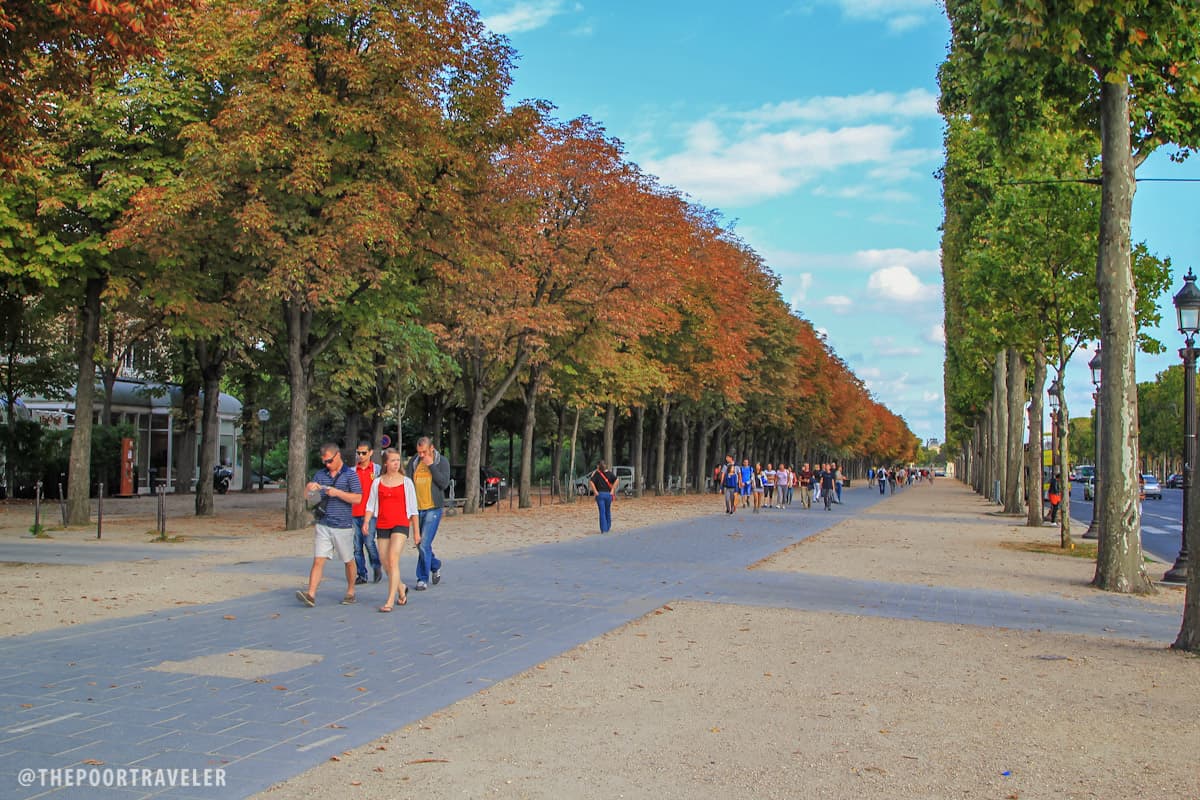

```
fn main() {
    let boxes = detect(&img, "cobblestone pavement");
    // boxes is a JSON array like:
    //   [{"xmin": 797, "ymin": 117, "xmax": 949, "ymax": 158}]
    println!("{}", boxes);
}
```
[{"xmin": 0, "ymin": 487, "xmax": 1180, "ymax": 799}]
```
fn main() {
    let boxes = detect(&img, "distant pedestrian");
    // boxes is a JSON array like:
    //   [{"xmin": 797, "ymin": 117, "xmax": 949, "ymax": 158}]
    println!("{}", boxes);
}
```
[
  {"xmin": 408, "ymin": 437, "xmax": 450, "ymax": 591},
  {"xmin": 363, "ymin": 448, "xmax": 420, "ymax": 612},
  {"xmin": 1046, "ymin": 472, "xmax": 1062, "ymax": 524},
  {"xmin": 739, "ymin": 458, "xmax": 754, "ymax": 508},
  {"xmin": 297, "ymin": 443, "xmax": 363, "ymax": 607},
  {"xmin": 590, "ymin": 460, "xmax": 619, "ymax": 533},
  {"xmin": 819, "ymin": 463, "xmax": 836, "ymax": 510},
  {"xmin": 877, "ymin": 466, "xmax": 888, "ymax": 496},
  {"xmin": 798, "ymin": 463, "xmax": 813, "ymax": 508},
  {"xmin": 751, "ymin": 463, "xmax": 765, "ymax": 512},
  {"xmin": 720, "ymin": 454, "xmax": 741, "ymax": 514}
]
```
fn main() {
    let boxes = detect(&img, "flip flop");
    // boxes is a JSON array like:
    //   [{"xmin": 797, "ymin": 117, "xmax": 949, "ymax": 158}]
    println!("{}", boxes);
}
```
[
  {"xmin": 378, "ymin": 605, "xmax": 393, "ymax": 613},
  {"xmin": 296, "ymin": 590, "xmax": 315, "ymax": 607},
  {"xmin": 340, "ymin": 594, "xmax": 357, "ymax": 605},
  {"xmin": 397, "ymin": 591, "xmax": 407, "ymax": 606}
]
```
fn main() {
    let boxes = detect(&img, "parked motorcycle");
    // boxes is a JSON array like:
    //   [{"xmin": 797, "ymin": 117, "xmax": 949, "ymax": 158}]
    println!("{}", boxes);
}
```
[{"xmin": 213, "ymin": 464, "xmax": 233, "ymax": 495}]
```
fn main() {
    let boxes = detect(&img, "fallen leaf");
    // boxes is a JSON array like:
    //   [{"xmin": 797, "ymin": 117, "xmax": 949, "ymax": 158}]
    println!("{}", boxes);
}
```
[
  {"xmin": 223, "ymin": 615, "xmax": 236, "ymax": 620},
  {"xmin": 273, "ymin": 686, "xmax": 287, "ymax": 691},
  {"xmin": 82, "ymin": 759, "xmax": 104, "ymax": 765},
  {"xmin": 356, "ymin": 687, "xmax": 367, "ymax": 692},
  {"xmin": 404, "ymin": 759, "xmax": 449, "ymax": 765},
  {"xmin": 328, "ymin": 724, "xmax": 346, "ymax": 729},
  {"xmin": 710, "ymin": 727, "xmax": 720, "ymax": 733},
  {"xmin": 350, "ymin": 781, "xmax": 361, "ymax": 786}
]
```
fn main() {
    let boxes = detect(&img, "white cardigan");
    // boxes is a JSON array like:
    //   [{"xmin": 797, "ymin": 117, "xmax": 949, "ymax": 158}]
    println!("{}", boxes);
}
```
[{"xmin": 365, "ymin": 476, "xmax": 419, "ymax": 522}]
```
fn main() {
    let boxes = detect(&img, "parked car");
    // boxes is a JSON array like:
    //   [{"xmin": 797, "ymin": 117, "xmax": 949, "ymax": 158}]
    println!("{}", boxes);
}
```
[
  {"xmin": 1165, "ymin": 472, "xmax": 1185, "ymax": 489},
  {"xmin": 1142, "ymin": 473, "xmax": 1162, "ymax": 500},
  {"xmin": 449, "ymin": 465, "xmax": 505, "ymax": 507},
  {"xmin": 574, "ymin": 465, "xmax": 635, "ymax": 496}
]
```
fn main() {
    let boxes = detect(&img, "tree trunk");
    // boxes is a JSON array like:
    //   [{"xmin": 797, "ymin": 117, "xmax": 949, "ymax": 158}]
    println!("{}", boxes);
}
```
[
  {"xmin": 194, "ymin": 339, "xmax": 226, "ymax": 517},
  {"xmin": 603, "ymin": 402, "xmax": 615, "ymax": 467},
  {"xmin": 550, "ymin": 403, "xmax": 565, "ymax": 497},
  {"xmin": 518, "ymin": 367, "xmax": 540, "ymax": 509},
  {"xmin": 1024, "ymin": 350, "xmax": 1046, "ymax": 527},
  {"xmin": 283, "ymin": 300, "xmax": 315, "ymax": 530},
  {"xmin": 1094, "ymin": 78, "xmax": 1152, "ymax": 594},
  {"xmin": 991, "ymin": 351, "xmax": 1007, "ymax": 503},
  {"xmin": 461, "ymin": 344, "xmax": 527, "ymax": 514},
  {"xmin": 568, "ymin": 406, "xmax": 580, "ymax": 500},
  {"xmin": 632, "ymin": 405, "xmax": 644, "ymax": 497},
  {"xmin": 1003, "ymin": 348, "xmax": 1025, "ymax": 514},
  {"xmin": 66, "ymin": 277, "xmax": 104, "ymax": 525},
  {"xmin": 655, "ymin": 399, "xmax": 670, "ymax": 495},
  {"xmin": 678, "ymin": 410, "xmax": 691, "ymax": 494}
]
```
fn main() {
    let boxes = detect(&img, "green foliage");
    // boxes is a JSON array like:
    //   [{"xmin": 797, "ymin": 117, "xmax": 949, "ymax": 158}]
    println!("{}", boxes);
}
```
[{"xmin": 90, "ymin": 423, "xmax": 137, "ymax": 496}]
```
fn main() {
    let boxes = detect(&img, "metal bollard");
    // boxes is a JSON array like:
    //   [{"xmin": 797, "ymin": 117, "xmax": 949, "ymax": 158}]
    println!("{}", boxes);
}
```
[
  {"xmin": 58, "ymin": 477, "xmax": 67, "ymax": 526},
  {"xmin": 97, "ymin": 483, "xmax": 103, "ymax": 539},
  {"xmin": 34, "ymin": 481, "xmax": 42, "ymax": 535}
]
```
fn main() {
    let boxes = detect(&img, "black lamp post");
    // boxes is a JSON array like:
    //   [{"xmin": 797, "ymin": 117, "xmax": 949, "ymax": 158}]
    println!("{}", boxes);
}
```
[
  {"xmin": 1165, "ymin": 270, "xmax": 1200, "ymax": 582},
  {"xmin": 1083, "ymin": 348, "xmax": 1102, "ymax": 540},
  {"xmin": 1048, "ymin": 378, "xmax": 1061, "ymax": 522},
  {"xmin": 257, "ymin": 408, "xmax": 270, "ymax": 491}
]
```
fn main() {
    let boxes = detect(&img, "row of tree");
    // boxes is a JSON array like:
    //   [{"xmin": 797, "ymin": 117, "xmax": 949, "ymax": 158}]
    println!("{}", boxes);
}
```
[
  {"xmin": 1, "ymin": 1, "xmax": 918, "ymax": 532},
  {"xmin": 938, "ymin": 1, "xmax": 1200, "ymax": 649}
]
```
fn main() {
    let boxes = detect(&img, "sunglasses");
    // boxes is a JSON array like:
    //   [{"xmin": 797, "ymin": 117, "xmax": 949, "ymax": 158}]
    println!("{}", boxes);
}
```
[
  {"xmin": 356, "ymin": 450, "xmax": 369, "ymax": 456},
  {"xmin": 322, "ymin": 457, "xmax": 335, "ymax": 464}
]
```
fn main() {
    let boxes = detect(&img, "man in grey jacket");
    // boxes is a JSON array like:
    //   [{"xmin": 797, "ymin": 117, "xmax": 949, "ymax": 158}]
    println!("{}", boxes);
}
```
[{"xmin": 407, "ymin": 437, "xmax": 451, "ymax": 590}]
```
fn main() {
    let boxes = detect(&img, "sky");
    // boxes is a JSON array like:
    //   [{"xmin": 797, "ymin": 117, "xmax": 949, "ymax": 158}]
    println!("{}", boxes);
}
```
[{"xmin": 472, "ymin": 0, "xmax": 1200, "ymax": 446}]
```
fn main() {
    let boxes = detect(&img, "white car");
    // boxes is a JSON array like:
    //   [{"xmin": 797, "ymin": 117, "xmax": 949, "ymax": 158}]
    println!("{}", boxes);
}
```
[{"xmin": 575, "ymin": 465, "xmax": 635, "ymax": 496}]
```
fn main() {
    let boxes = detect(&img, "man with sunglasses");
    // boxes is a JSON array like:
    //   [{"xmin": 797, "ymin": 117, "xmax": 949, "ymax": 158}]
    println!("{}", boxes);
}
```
[
  {"xmin": 297, "ymin": 443, "xmax": 362, "ymax": 607},
  {"xmin": 350, "ymin": 440, "xmax": 382, "ymax": 585}
]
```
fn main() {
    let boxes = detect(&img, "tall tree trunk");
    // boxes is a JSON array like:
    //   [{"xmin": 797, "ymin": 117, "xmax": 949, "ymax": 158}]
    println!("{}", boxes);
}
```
[
  {"xmin": 632, "ymin": 405, "xmax": 644, "ymax": 497},
  {"xmin": 655, "ymin": 399, "xmax": 670, "ymax": 495},
  {"xmin": 567, "ymin": 406, "xmax": 580, "ymax": 500},
  {"xmin": 518, "ymin": 366, "xmax": 541, "ymax": 509},
  {"xmin": 678, "ymin": 410, "xmax": 691, "ymax": 494},
  {"xmin": 66, "ymin": 277, "xmax": 104, "ymax": 524},
  {"xmin": 1025, "ymin": 349, "xmax": 1046, "ymax": 527},
  {"xmin": 603, "ymin": 402, "xmax": 615, "ymax": 467},
  {"xmin": 550, "ymin": 402, "xmax": 565, "ymax": 497},
  {"xmin": 992, "ymin": 351, "xmax": 1007, "ymax": 503},
  {"xmin": 1004, "ymin": 348, "xmax": 1026, "ymax": 514},
  {"xmin": 194, "ymin": 339, "xmax": 226, "ymax": 517},
  {"xmin": 461, "ymin": 344, "xmax": 527, "ymax": 514},
  {"xmin": 1094, "ymin": 78, "xmax": 1152, "ymax": 593}
]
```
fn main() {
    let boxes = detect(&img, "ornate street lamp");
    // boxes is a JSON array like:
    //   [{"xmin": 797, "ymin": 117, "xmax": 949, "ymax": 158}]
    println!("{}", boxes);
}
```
[
  {"xmin": 1083, "ymin": 348, "xmax": 1102, "ymax": 540},
  {"xmin": 257, "ymin": 408, "xmax": 270, "ymax": 491},
  {"xmin": 1165, "ymin": 270, "xmax": 1200, "ymax": 582}
]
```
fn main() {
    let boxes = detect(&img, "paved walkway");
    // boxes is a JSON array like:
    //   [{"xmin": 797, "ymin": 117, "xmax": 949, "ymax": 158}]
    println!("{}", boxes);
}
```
[{"xmin": 0, "ymin": 485, "xmax": 1181, "ymax": 799}]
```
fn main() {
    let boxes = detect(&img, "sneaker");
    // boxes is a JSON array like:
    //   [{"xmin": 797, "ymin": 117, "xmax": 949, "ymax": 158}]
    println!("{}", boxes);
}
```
[
  {"xmin": 431, "ymin": 569, "xmax": 441, "ymax": 585},
  {"xmin": 354, "ymin": 576, "xmax": 367, "ymax": 585},
  {"xmin": 415, "ymin": 581, "xmax": 428, "ymax": 591}
]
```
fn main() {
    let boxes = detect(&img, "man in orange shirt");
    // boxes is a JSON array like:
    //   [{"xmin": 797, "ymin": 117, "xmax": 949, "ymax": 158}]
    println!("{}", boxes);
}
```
[{"xmin": 351, "ymin": 440, "xmax": 382, "ymax": 585}]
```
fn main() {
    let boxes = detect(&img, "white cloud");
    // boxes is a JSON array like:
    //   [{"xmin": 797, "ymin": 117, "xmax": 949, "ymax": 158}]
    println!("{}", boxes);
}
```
[
  {"xmin": 645, "ymin": 123, "xmax": 916, "ymax": 206},
  {"xmin": 480, "ymin": 0, "xmax": 565, "ymax": 34},
  {"xmin": 856, "ymin": 248, "xmax": 940, "ymax": 273},
  {"xmin": 866, "ymin": 265, "xmax": 938, "ymax": 303},
  {"xmin": 732, "ymin": 89, "xmax": 938, "ymax": 125},
  {"xmin": 834, "ymin": 0, "xmax": 939, "ymax": 32},
  {"xmin": 870, "ymin": 336, "xmax": 923, "ymax": 357},
  {"xmin": 788, "ymin": 273, "xmax": 815, "ymax": 305},
  {"xmin": 922, "ymin": 391, "xmax": 941, "ymax": 403},
  {"xmin": 813, "ymin": 184, "xmax": 915, "ymax": 203},
  {"xmin": 823, "ymin": 295, "xmax": 855, "ymax": 314},
  {"xmin": 925, "ymin": 323, "xmax": 945, "ymax": 345}
]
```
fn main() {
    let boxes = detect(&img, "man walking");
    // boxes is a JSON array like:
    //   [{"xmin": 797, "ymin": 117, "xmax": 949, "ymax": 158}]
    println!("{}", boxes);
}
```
[
  {"xmin": 408, "ymin": 436, "xmax": 451, "ymax": 591},
  {"xmin": 351, "ymin": 440, "xmax": 382, "ymax": 585},
  {"xmin": 297, "ymin": 443, "xmax": 362, "ymax": 607},
  {"xmin": 720, "ymin": 454, "xmax": 741, "ymax": 514},
  {"xmin": 798, "ymin": 463, "xmax": 813, "ymax": 509}
]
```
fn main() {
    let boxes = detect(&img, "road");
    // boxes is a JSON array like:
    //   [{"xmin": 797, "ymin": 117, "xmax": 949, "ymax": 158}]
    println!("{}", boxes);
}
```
[{"xmin": 1067, "ymin": 481, "xmax": 1184, "ymax": 566}]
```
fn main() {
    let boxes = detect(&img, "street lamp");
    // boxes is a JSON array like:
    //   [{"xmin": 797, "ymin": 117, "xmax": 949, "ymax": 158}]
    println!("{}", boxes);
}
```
[
  {"xmin": 1165, "ymin": 270, "xmax": 1200, "ymax": 582},
  {"xmin": 257, "ymin": 408, "xmax": 270, "ymax": 491},
  {"xmin": 1047, "ymin": 379, "xmax": 1060, "ymax": 521},
  {"xmin": 1083, "ymin": 347, "xmax": 1102, "ymax": 540}
]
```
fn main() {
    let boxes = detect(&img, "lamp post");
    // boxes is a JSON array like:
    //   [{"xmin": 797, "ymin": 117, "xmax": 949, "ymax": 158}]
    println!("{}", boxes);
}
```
[
  {"xmin": 1083, "ymin": 348, "xmax": 1102, "ymax": 540},
  {"xmin": 257, "ymin": 408, "xmax": 270, "ymax": 491},
  {"xmin": 1165, "ymin": 270, "xmax": 1200, "ymax": 583}
]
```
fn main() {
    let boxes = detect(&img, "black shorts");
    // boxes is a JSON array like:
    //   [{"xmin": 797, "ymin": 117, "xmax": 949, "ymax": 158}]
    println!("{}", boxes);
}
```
[{"xmin": 375, "ymin": 525, "xmax": 409, "ymax": 540}]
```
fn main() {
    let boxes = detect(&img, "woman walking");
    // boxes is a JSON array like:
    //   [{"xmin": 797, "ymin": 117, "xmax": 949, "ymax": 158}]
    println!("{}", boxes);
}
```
[
  {"xmin": 590, "ymin": 461, "xmax": 619, "ymax": 533},
  {"xmin": 752, "ymin": 463, "xmax": 766, "ymax": 512},
  {"xmin": 363, "ymin": 448, "xmax": 420, "ymax": 612}
]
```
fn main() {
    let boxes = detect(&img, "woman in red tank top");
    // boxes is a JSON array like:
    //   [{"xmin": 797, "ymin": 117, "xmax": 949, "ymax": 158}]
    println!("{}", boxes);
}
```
[{"xmin": 363, "ymin": 448, "xmax": 421, "ymax": 611}]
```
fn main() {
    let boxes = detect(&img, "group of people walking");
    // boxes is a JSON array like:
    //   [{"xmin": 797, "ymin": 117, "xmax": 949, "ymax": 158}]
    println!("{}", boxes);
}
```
[
  {"xmin": 297, "ymin": 436, "xmax": 449, "ymax": 613},
  {"xmin": 868, "ymin": 465, "xmax": 927, "ymax": 495},
  {"xmin": 717, "ymin": 456, "xmax": 845, "ymax": 513}
]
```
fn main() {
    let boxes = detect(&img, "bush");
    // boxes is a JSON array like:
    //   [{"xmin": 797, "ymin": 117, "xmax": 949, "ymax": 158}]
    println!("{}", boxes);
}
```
[{"xmin": 0, "ymin": 422, "xmax": 135, "ymax": 498}]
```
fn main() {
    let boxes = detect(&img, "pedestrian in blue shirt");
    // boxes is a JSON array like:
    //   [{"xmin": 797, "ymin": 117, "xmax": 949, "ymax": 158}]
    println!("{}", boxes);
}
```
[{"xmin": 296, "ymin": 443, "xmax": 362, "ymax": 607}]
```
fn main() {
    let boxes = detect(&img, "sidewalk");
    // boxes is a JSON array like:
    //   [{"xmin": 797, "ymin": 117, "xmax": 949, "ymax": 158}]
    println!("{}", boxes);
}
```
[{"xmin": 1, "ymin": 480, "xmax": 1197, "ymax": 799}]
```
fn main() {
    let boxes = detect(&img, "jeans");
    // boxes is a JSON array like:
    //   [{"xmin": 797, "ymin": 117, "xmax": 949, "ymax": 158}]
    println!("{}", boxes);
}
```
[
  {"xmin": 835, "ymin": 481, "xmax": 843, "ymax": 503},
  {"xmin": 596, "ymin": 491, "xmax": 613, "ymax": 533},
  {"xmin": 352, "ymin": 515, "xmax": 380, "ymax": 580},
  {"xmin": 416, "ymin": 507, "xmax": 443, "ymax": 583},
  {"xmin": 879, "ymin": 480, "xmax": 886, "ymax": 495}
]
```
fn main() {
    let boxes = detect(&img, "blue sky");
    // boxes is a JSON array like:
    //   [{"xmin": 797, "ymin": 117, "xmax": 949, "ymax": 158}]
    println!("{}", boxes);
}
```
[{"xmin": 473, "ymin": 0, "xmax": 1200, "ymax": 446}]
